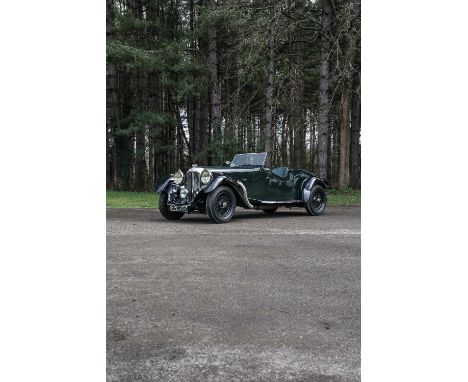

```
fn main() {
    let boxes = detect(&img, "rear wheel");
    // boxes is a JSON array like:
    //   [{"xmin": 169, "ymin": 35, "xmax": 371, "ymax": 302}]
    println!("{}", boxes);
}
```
[
  {"xmin": 262, "ymin": 208, "xmax": 278, "ymax": 214},
  {"xmin": 206, "ymin": 186, "xmax": 236, "ymax": 224},
  {"xmin": 159, "ymin": 191, "xmax": 185, "ymax": 220},
  {"xmin": 305, "ymin": 185, "xmax": 327, "ymax": 216}
]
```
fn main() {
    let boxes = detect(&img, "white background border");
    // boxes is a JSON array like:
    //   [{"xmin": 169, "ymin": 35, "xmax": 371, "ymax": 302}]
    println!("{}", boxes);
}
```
[
  {"xmin": 364, "ymin": 0, "xmax": 468, "ymax": 380},
  {"xmin": 0, "ymin": 0, "xmax": 105, "ymax": 380},
  {"xmin": 0, "ymin": 0, "xmax": 467, "ymax": 381}
]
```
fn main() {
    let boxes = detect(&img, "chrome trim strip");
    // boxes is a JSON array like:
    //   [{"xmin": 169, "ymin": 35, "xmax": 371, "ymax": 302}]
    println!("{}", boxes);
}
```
[
  {"xmin": 187, "ymin": 167, "xmax": 204, "ymax": 174},
  {"xmin": 251, "ymin": 200, "xmax": 303, "ymax": 204}
]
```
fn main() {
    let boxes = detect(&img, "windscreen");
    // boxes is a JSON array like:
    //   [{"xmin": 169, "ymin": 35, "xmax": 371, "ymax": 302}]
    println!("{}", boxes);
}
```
[{"xmin": 230, "ymin": 152, "xmax": 267, "ymax": 167}]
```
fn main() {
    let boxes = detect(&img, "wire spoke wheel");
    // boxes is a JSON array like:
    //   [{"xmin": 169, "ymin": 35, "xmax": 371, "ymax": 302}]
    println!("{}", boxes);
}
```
[
  {"xmin": 215, "ymin": 192, "xmax": 233, "ymax": 218},
  {"xmin": 207, "ymin": 186, "xmax": 237, "ymax": 223},
  {"xmin": 311, "ymin": 189, "xmax": 326, "ymax": 211},
  {"xmin": 305, "ymin": 185, "xmax": 327, "ymax": 216}
]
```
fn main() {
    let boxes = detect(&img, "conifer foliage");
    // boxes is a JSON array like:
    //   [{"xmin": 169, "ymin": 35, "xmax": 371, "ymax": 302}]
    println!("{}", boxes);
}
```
[{"xmin": 106, "ymin": 0, "xmax": 361, "ymax": 191}]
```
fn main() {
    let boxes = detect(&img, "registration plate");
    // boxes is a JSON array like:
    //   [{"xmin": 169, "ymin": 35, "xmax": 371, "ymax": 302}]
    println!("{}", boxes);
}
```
[{"xmin": 169, "ymin": 205, "xmax": 188, "ymax": 212}]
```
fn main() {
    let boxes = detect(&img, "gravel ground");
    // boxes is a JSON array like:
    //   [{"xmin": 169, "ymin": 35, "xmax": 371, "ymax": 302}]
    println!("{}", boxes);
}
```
[{"xmin": 107, "ymin": 206, "xmax": 361, "ymax": 381}]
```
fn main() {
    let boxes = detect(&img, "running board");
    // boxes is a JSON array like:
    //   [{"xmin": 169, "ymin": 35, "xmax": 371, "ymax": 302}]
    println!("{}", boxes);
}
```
[{"xmin": 249, "ymin": 199, "xmax": 304, "ymax": 208}]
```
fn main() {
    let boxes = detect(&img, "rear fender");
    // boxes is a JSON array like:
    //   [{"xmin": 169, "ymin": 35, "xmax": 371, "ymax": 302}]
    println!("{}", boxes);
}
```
[{"xmin": 303, "ymin": 176, "xmax": 329, "ymax": 202}]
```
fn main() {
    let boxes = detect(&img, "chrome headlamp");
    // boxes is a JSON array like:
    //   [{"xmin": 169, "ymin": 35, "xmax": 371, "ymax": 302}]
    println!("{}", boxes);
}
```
[
  {"xmin": 173, "ymin": 169, "xmax": 184, "ymax": 185},
  {"xmin": 200, "ymin": 169, "xmax": 212, "ymax": 185},
  {"xmin": 179, "ymin": 186, "xmax": 188, "ymax": 199}
]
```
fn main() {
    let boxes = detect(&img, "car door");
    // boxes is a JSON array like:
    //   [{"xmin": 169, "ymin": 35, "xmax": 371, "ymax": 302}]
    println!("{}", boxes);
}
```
[
  {"xmin": 264, "ymin": 167, "xmax": 296, "ymax": 201},
  {"xmin": 245, "ymin": 166, "xmax": 267, "ymax": 200}
]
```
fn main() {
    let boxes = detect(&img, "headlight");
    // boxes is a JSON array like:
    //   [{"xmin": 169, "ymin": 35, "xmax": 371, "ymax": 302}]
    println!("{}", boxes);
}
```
[
  {"xmin": 179, "ymin": 186, "xmax": 188, "ymax": 199},
  {"xmin": 173, "ymin": 170, "xmax": 184, "ymax": 185},
  {"xmin": 201, "ymin": 169, "xmax": 212, "ymax": 185}
]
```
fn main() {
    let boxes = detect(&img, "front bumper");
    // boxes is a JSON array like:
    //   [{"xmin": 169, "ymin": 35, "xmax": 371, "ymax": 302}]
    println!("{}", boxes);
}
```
[{"xmin": 167, "ymin": 184, "xmax": 205, "ymax": 213}]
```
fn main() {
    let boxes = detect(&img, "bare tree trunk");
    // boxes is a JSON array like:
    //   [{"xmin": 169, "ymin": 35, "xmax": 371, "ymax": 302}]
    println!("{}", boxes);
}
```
[
  {"xmin": 251, "ymin": 114, "xmax": 256, "ymax": 151},
  {"xmin": 106, "ymin": 0, "xmax": 117, "ymax": 188},
  {"xmin": 186, "ymin": 0, "xmax": 196, "ymax": 163},
  {"xmin": 175, "ymin": 105, "xmax": 187, "ymax": 170},
  {"xmin": 197, "ymin": 86, "xmax": 209, "ymax": 165},
  {"xmin": 350, "ymin": 20, "xmax": 361, "ymax": 189},
  {"xmin": 264, "ymin": 2, "xmax": 275, "ymax": 167},
  {"xmin": 194, "ymin": 95, "xmax": 201, "ymax": 161},
  {"xmin": 237, "ymin": 123, "xmax": 248, "ymax": 151},
  {"xmin": 292, "ymin": 41, "xmax": 305, "ymax": 169},
  {"xmin": 166, "ymin": 91, "xmax": 176, "ymax": 172},
  {"xmin": 207, "ymin": 0, "xmax": 221, "ymax": 154},
  {"xmin": 258, "ymin": 114, "xmax": 265, "ymax": 152},
  {"xmin": 338, "ymin": 77, "xmax": 350, "ymax": 190},
  {"xmin": 196, "ymin": 11, "xmax": 210, "ymax": 165},
  {"xmin": 280, "ymin": 116, "xmax": 288, "ymax": 165},
  {"xmin": 106, "ymin": 82, "xmax": 116, "ymax": 189},
  {"xmin": 135, "ymin": 68, "xmax": 146, "ymax": 191},
  {"xmin": 288, "ymin": 114, "xmax": 294, "ymax": 168},
  {"xmin": 350, "ymin": 76, "xmax": 360, "ymax": 189},
  {"xmin": 247, "ymin": 114, "xmax": 253, "ymax": 151},
  {"xmin": 311, "ymin": 114, "xmax": 317, "ymax": 172},
  {"xmin": 327, "ymin": 111, "xmax": 336, "ymax": 186},
  {"xmin": 188, "ymin": 94, "xmax": 196, "ymax": 159},
  {"xmin": 148, "ymin": 124, "xmax": 154, "ymax": 191},
  {"xmin": 115, "ymin": 67, "xmax": 134, "ymax": 190},
  {"xmin": 317, "ymin": 0, "xmax": 331, "ymax": 179},
  {"xmin": 338, "ymin": 14, "xmax": 356, "ymax": 191},
  {"xmin": 135, "ymin": 131, "xmax": 146, "ymax": 191},
  {"xmin": 150, "ymin": 71, "xmax": 163, "ymax": 186}
]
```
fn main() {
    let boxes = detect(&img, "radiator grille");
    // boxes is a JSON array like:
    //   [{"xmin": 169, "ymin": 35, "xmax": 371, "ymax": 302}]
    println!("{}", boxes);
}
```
[{"xmin": 186, "ymin": 171, "xmax": 200, "ymax": 203}]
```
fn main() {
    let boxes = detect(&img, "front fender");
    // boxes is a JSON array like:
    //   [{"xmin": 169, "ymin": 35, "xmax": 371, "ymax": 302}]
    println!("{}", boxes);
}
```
[
  {"xmin": 203, "ymin": 175, "xmax": 229, "ymax": 193},
  {"xmin": 155, "ymin": 177, "xmax": 174, "ymax": 194},
  {"xmin": 203, "ymin": 175, "xmax": 249, "ymax": 207}
]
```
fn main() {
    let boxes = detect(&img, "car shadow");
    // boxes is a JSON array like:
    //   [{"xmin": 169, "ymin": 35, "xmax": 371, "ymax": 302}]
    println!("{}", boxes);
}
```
[
  {"xmin": 168, "ymin": 209, "xmax": 309, "ymax": 225},
  {"xmin": 107, "ymin": 207, "xmax": 349, "ymax": 224}
]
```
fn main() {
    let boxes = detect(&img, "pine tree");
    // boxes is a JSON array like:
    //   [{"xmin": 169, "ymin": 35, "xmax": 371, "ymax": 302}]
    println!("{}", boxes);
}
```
[{"xmin": 106, "ymin": 0, "xmax": 361, "ymax": 191}]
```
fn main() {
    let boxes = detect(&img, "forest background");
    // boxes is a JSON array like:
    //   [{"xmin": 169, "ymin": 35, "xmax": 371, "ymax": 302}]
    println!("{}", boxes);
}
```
[{"xmin": 106, "ymin": 0, "xmax": 361, "ymax": 193}]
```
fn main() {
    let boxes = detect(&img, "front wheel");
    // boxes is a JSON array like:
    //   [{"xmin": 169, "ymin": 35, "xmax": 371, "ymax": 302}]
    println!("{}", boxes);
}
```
[
  {"xmin": 206, "ymin": 186, "xmax": 236, "ymax": 224},
  {"xmin": 159, "ymin": 191, "xmax": 185, "ymax": 220},
  {"xmin": 305, "ymin": 185, "xmax": 327, "ymax": 216}
]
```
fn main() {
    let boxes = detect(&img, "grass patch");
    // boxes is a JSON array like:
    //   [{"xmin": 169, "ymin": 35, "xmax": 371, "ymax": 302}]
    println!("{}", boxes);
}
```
[
  {"xmin": 107, "ymin": 189, "xmax": 360, "ymax": 208},
  {"xmin": 106, "ymin": 191, "xmax": 159, "ymax": 208},
  {"xmin": 327, "ymin": 189, "xmax": 361, "ymax": 206}
]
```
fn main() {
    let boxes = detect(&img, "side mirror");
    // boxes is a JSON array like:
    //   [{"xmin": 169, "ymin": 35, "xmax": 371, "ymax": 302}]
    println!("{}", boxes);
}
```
[{"xmin": 223, "ymin": 161, "xmax": 231, "ymax": 167}]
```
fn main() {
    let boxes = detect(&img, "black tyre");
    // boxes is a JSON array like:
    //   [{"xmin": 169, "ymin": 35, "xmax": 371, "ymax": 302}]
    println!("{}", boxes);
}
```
[
  {"xmin": 262, "ymin": 208, "xmax": 278, "ymax": 214},
  {"xmin": 206, "ymin": 186, "xmax": 236, "ymax": 224},
  {"xmin": 305, "ymin": 185, "xmax": 327, "ymax": 216},
  {"xmin": 159, "ymin": 191, "xmax": 185, "ymax": 220}
]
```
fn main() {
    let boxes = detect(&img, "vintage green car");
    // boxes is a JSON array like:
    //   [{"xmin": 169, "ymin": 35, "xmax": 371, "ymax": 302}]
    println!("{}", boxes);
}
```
[{"xmin": 156, "ymin": 152, "xmax": 329, "ymax": 224}]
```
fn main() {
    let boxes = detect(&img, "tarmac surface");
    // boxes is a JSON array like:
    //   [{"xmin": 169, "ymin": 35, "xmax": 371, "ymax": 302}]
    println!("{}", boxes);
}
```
[{"xmin": 107, "ymin": 207, "xmax": 361, "ymax": 381}]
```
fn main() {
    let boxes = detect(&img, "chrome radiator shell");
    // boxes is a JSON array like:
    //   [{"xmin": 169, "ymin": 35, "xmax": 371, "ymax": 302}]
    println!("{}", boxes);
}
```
[{"xmin": 186, "ymin": 169, "xmax": 201, "ymax": 203}]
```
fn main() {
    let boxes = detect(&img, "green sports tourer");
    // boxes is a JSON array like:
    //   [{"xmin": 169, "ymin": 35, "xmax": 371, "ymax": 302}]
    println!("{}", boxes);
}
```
[{"xmin": 156, "ymin": 152, "xmax": 329, "ymax": 224}]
